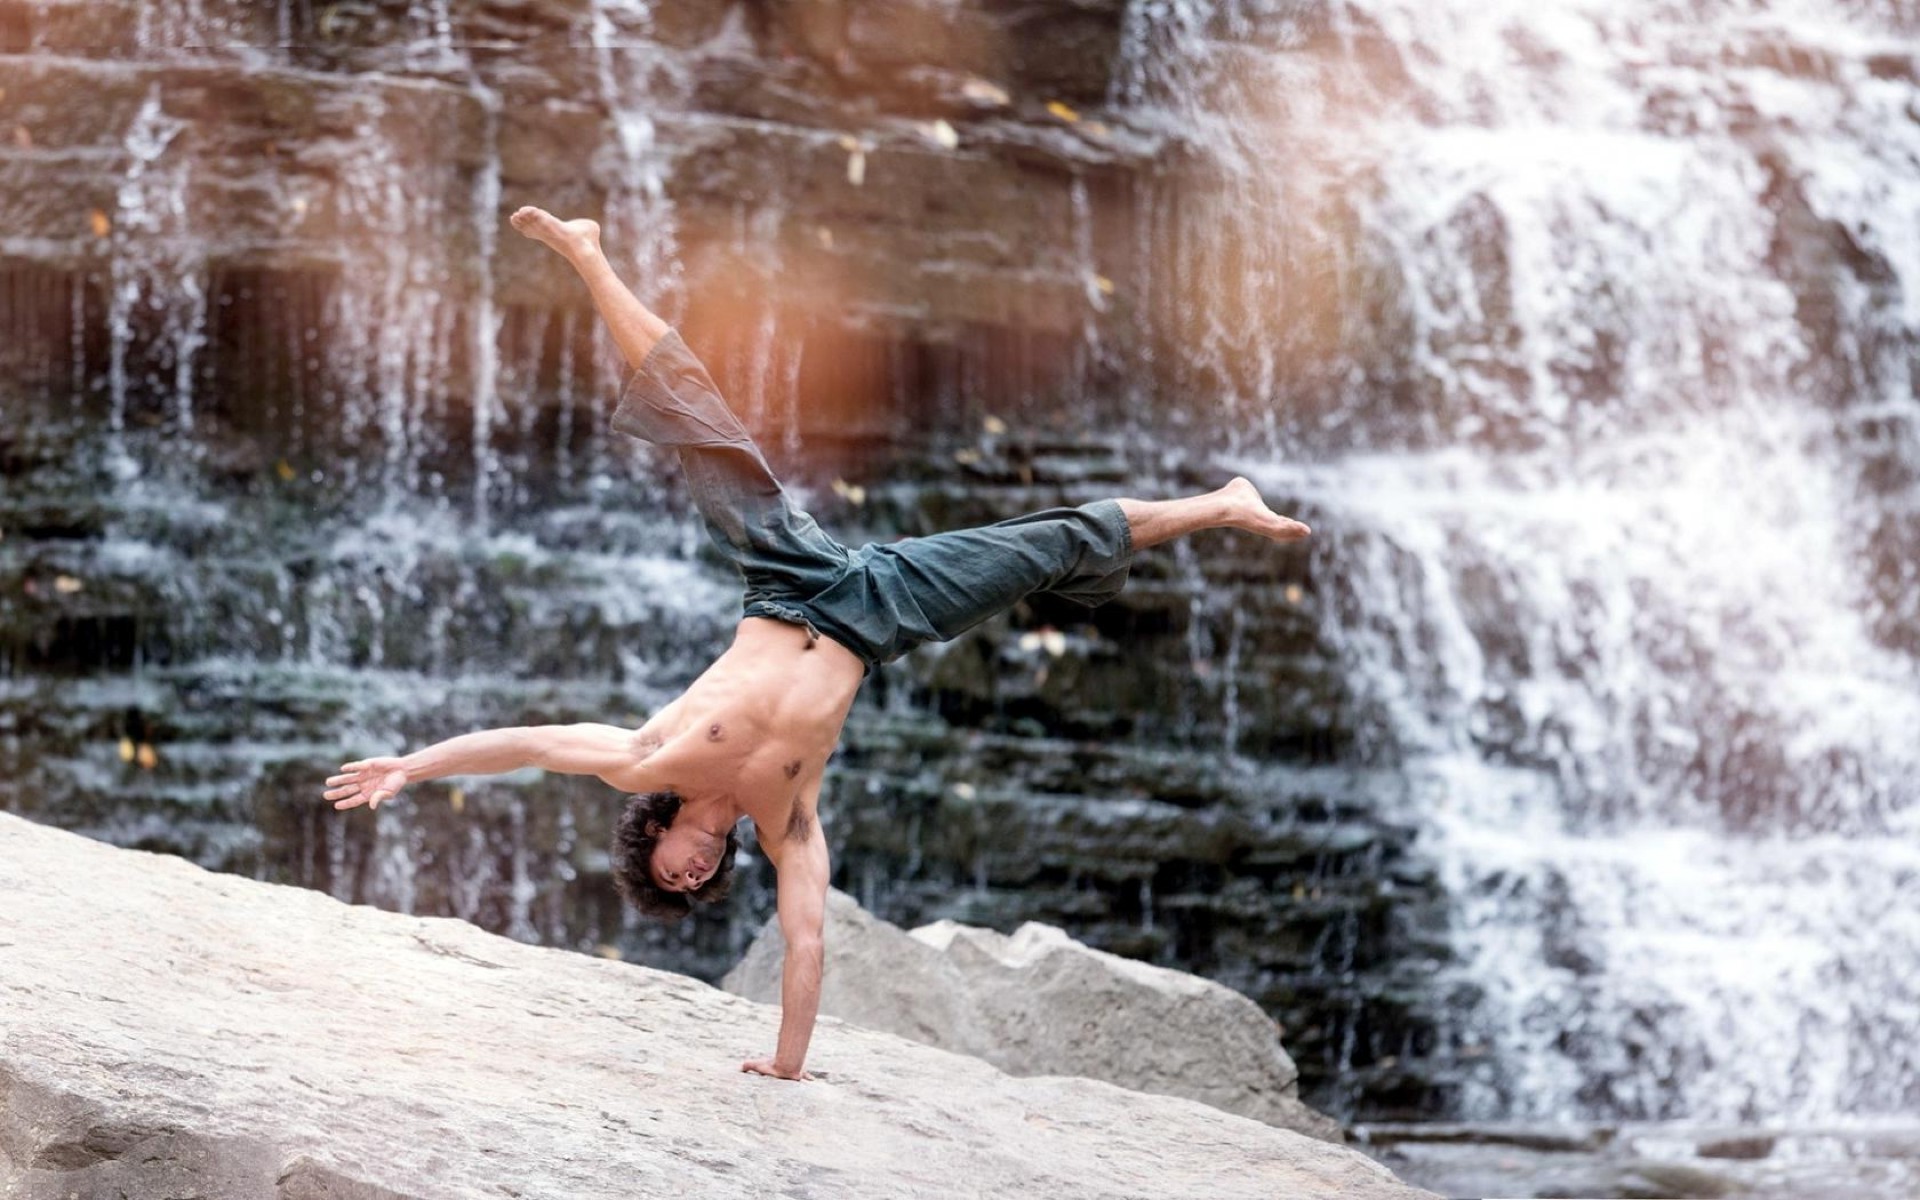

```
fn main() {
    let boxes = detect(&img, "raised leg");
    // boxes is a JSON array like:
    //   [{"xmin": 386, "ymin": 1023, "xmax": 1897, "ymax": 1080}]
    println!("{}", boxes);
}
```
[
  {"xmin": 510, "ymin": 205, "xmax": 668, "ymax": 372},
  {"xmin": 1116, "ymin": 477, "xmax": 1311, "ymax": 548}
]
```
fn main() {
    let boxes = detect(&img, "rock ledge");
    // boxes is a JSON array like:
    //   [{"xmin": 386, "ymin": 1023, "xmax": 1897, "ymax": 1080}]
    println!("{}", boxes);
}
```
[{"xmin": 0, "ymin": 813, "xmax": 1432, "ymax": 1199}]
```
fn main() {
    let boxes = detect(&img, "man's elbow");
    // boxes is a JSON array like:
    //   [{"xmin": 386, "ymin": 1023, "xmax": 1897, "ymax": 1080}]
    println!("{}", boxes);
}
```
[{"xmin": 784, "ymin": 930, "xmax": 825, "ymax": 960}]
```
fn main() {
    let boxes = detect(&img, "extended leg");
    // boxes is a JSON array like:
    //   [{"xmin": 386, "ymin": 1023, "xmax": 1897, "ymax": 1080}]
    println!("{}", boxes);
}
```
[
  {"xmin": 1116, "ymin": 477, "xmax": 1311, "ymax": 547},
  {"xmin": 509, "ymin": 204, "xmax": 850, "ymax": 608},
  {"xmin": 510, "ymin": 205, "xmax": 668, "ymax": 371}
]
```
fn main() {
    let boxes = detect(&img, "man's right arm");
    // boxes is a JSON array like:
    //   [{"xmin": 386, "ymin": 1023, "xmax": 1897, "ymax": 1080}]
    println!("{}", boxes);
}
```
[{"xmin": 327, "ymin": 724, "xmax": 660, "ymax": 810}]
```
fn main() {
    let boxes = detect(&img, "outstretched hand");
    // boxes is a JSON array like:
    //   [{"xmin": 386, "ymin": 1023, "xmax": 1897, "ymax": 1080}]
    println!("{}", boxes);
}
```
[
  {"xmin": 742, "ymin": 1057, "xmax": 814, "ymax": 1082},
  {"xmin": 326, "ymin": 758, "xmax": 409, "ymax": 811}
]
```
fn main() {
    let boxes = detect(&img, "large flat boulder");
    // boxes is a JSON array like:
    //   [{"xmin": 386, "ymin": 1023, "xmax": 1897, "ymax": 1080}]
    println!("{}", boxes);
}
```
[
  {"xmin": 721, "ymin": 888, "xmax": 1345, "ymax": 1141},
  {"xmin": 0, "ymin": 813, "xmax": 1430, "ymax": 1199}
]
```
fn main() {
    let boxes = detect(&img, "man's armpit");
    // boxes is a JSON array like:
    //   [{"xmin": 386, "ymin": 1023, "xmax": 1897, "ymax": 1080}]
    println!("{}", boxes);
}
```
[{"xmin": 783, "ymin": 794, "xmax": 814, "ymax": 843}]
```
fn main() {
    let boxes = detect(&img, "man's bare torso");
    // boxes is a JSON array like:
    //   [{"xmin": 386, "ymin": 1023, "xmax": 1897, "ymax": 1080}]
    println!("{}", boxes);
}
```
[{"xmin": 627, "ymin": 616, "xmax": 865, "ymax": 855}]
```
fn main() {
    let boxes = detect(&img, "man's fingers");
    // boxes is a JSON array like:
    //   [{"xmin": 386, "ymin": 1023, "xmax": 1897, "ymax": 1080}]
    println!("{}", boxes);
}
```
[
  {"xmin": 323, "ymin": 785, "xmax": 357, "ymax": 800},
  {"xmin": 342, "ymin": 761, "xmax": 367, "ymax": 771}
]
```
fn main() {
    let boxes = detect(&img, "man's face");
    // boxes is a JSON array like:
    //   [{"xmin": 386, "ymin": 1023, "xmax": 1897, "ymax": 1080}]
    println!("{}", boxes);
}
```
[{"xmin": 649, "ymin": 816, "xmax": 723, "ymax": 893}]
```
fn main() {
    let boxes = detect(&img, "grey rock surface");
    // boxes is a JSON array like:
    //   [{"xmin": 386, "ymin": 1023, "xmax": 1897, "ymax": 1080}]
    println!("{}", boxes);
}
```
[
  {"xmin": 0, "ymin": 813, "xmax": 1432, "ymax": 1200},
  {"xmin": 721, "ymin": 888, "xmax": 1346, "ymax": 1142}
]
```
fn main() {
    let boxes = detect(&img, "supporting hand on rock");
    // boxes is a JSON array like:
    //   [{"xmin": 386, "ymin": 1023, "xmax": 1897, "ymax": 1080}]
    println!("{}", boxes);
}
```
[{"xmin": 742, "ymin": 1057, "xmax": 814, "ymax": 1082}]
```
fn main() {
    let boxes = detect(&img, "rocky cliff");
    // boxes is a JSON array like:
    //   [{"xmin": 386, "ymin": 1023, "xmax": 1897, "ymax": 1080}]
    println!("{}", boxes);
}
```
[{"xmin": 0, "ymin": 812, "xmax": 1435, "ymax": 1200}]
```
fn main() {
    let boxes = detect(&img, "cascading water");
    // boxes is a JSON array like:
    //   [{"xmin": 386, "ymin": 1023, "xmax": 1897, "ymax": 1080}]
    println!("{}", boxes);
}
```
[
  {"xmin": 1111, "ymin": 0, "xmax": 1920, "ymax": 1124},
  {"xmin": 10, "ymin": 5, "xmax": 1918, "ymax": 1184}
]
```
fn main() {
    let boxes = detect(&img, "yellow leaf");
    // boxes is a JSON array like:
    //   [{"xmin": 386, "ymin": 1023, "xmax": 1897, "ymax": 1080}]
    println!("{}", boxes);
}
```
[
  {"xmin": 53, "ymin": 574, "xmax": 82, "ymax": 594},
  {"xmin": 136, "ymin": 742, "xmax": 158, "ymax": 770},
  {"xmin": 837, "ymin": 134, "xmax": 861, "ymax": 153},
  {"xmin": 1084, "ymin": 120, "xmax": 1111, "ymax": 139},
  {"xmin": 594, "ymin": 943, "xmax": 623, "ymax": 960},
  {"xmin": 1093, "ymin": 274, "xmax": 1115, "ymax": 296},
  {"xmin": 846, "ymin": 148, "xmax": 866, "ymax": 187},
  {"xmin": 953, "ymin": 448, "xmax": 981, "ymax": 465},
  {"xmin": 983, "ymin": 415, "xmax": 1008, "ymax": 435},
  {"xmin": 449, "ymin": 786, "xmax": 465, "ymax": 813},
  {"xmin": 89, "ymin": 208, "xmax": 109, "ymax": 238},
  {"xmin": 830, "ymin": 478, "xmax": 866, "ymax": 505},
  {"xmin": 960, "ymin": 78, "xmax": 1010, "ymax": 107},
  {"xmin": 118, "ymin": 736, "xmax": 135, "ymax": 763},
  {"xmin": 1285, "ymin": 584, "xmax": 1304, "ymax": 604},
  {"xmin": 1046, "ymin": 100, "xmax": 1080, "ymax": 123},
  {"xmin": 275, "ymin": 460, "xmax": 296, "ymax": 482}
]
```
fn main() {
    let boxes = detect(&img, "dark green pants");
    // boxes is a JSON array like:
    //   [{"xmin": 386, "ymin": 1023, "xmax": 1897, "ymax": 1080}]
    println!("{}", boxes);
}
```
[{"xmin": 612, "ymin": 330, "xmax": 1135, "ymax": 673}]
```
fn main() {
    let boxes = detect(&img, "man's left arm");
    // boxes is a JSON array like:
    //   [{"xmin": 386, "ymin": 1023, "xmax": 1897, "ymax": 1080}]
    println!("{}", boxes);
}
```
[{"xmin": 741, "ymin": 822, "xmax": 829, "ymax": 1082}]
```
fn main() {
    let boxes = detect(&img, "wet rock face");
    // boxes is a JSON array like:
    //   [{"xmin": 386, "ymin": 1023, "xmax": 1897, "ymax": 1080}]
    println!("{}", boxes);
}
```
[{"xmin": 0, "ymin": 0, "xmax": 1451, "ymax": 1125}]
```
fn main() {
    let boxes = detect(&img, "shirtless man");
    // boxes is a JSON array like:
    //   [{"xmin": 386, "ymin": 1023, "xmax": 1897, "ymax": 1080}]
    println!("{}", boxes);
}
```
[{"xmin": 325, "ymin": 206, "xmax": 1312, "ymax": 1082}]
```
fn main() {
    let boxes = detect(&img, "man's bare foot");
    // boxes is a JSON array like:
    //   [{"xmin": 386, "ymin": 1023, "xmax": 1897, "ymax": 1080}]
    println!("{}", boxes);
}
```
[
  {"xmin": 1221, "ymin": 476, "xmax": 1311, "ymax": 541},
  {"xmin": 509, "ymin": 205, "xmax": 601, "ymax": 260}
]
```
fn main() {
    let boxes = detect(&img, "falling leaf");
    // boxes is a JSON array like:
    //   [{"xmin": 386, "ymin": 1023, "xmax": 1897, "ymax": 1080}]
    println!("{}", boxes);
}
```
[
  {"xmin": 449, "ymin": 786, "xmax": 465, "ymax": 813},
  {"xmin": 1285, "ymin": 583, "xmax": 1304, "ymax": 604},
  {"xmin": 594, "ymin": 943, "xmax": 623, "ymax": 960},
  {"xmin": 276, "ymin": 460, "xmax": 296, "ymax": 482},
  {"xmin": 1046, "ymin": 100, "xmax": 1080, "ymax": 124},
  {"xmin": 89, "ymin": 208, "xmax": 110, "ymax": 238},
  {"xmin": 291, "ymin": 195, "xmax": 309, "ymax": 216},
  {"xmin": 1083, "ymin": 120, "xmax": 1111, "ymax": 139},
  {"xmin": 830, "ymin": 478, "xmax": 867, "ymax": 505},
  {"xmin": 1018, "ymin": 631, "xmax": 1042, "ymax": 653},
  {"xmin": 982, "ymin": 414, "xmax": 1007, "ymax": 435},
  {"xmin": 953, "ymin": 448, "xmax": 981, "ymax": 465},
  {"xmin": 961, "ymin": 78, "xmax": 1010, "ymax": 107},
  {"xmin": 1292, "ymin": 884, "xmax": 1306, "ymax": 900},
  {"xmin": 951, "ymin": 782, "xmax": 977, "ymax": 801},
  {"xmin": 118, "ymin": 737, "xmax": 135, "ymax": 763},
  {"xmin": 53, "ymin": 574, "xmax": 82, "ymax": 594},
  {"xmin": 814, "ymin": 225, "xmax": 834, "ymax": 250},
  {"xmin": 836, "ymin": 134, "xmax": 860, "ymax": 153},
  {"xmin": 846, "ymin": 147, "xmax": 866, "ymax": 187},
  {"xmin": 920, "ymin": 119, "xmax": 959, "ymax": 150},
  {"xmin": 1040, "ymin": 629, "xmax": 1067, "ymax": 657},
  {"xmin": 1093, "ymin": 274, "xmax": 1115, "ymax": 296},
  {"xmin": 12, "ymin": 125, "xmax": 29, "ymax": 149},
  {"xmin": 136, "ymin": 742, "xmax": 158, "ymax": 770}
]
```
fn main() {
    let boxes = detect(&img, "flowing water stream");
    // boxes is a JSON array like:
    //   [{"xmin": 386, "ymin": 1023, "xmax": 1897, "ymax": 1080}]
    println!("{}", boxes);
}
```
[{"xmin": 1110, "ymin": 0, "xmax": 1920, "ymax": 1157}]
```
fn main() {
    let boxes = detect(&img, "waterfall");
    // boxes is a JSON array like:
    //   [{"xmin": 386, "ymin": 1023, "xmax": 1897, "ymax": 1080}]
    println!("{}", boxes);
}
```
[{"xmin": 1114, "ymin": 0, "xmax": 1920, "ymax": 1121}]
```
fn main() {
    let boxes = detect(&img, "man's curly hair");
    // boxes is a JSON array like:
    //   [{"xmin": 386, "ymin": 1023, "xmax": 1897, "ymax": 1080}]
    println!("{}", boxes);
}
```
[{"xmin": 611, "ymin": 789, "xmax": 740, "ymax": 922}]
